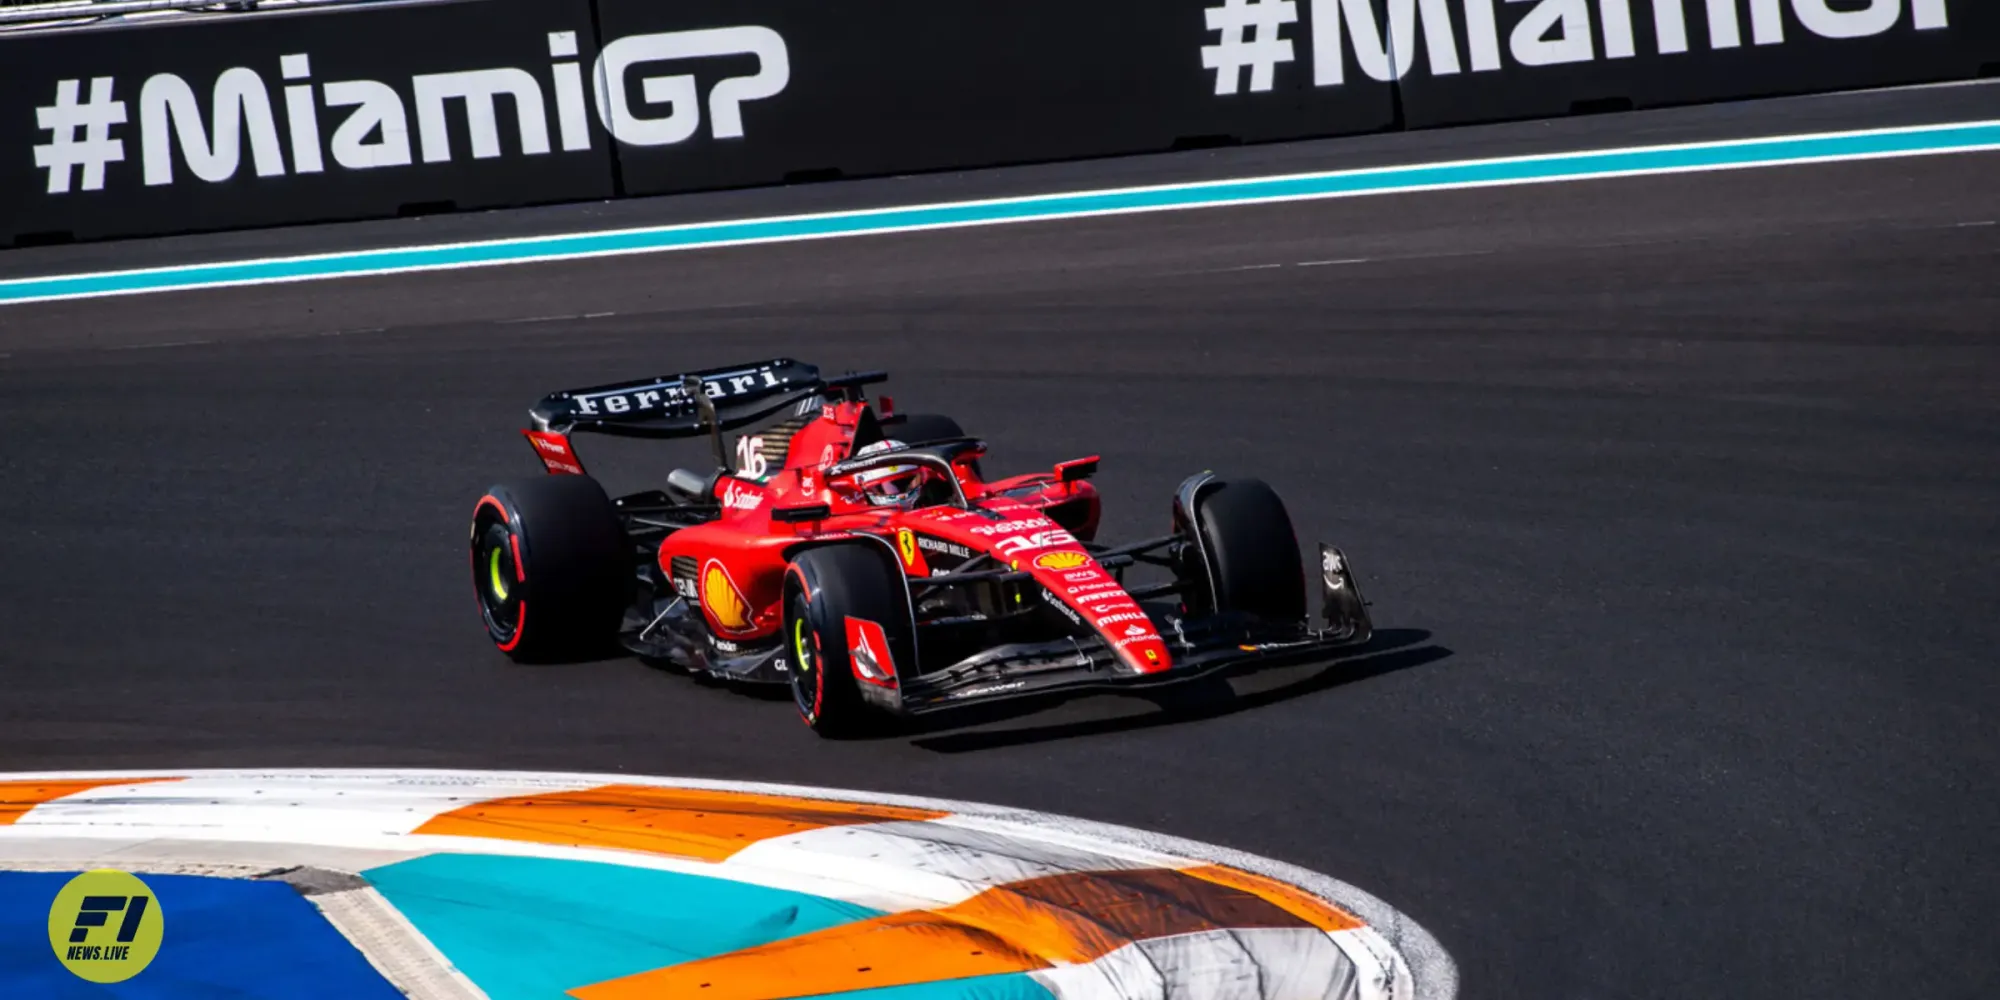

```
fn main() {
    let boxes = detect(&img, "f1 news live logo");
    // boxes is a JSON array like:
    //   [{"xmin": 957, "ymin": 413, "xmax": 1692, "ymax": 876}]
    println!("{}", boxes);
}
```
[{"xmin": 45, "ymin": 869, "xmax": 165, "ymax": 983}]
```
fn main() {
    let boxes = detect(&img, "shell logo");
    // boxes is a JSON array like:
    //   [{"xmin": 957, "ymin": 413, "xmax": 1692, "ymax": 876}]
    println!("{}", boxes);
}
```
[
  {"xmin": 702, "ymin": 561, "xmax": 754, "ymax": 632},
  {"xmin": 1035, "ymin": 551, "xmax": 1089, "ymax": 571}
]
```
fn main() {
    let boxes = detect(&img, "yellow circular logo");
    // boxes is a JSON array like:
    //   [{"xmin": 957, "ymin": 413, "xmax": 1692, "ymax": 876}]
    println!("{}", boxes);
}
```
[
  {"xmin": 47, "ymin": 869, "xmax": 163, "ymax": 983},
  {"xmin": 702, "ymin": 561, "xmax": 753, "ymax": 631},
  {"xmin": 1035, "ymin": 551, "xmax": 1089, "ymax": 571}
]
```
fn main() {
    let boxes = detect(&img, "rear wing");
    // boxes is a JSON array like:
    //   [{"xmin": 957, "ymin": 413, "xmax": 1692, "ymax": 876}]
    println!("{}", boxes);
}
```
[
  {"xmin": 523, "ymin": 358, "xmax": 886, "ymax": 475},
  {"xmin": 529, "ymin": 358, "xmax": 829, "ymax": 438}
]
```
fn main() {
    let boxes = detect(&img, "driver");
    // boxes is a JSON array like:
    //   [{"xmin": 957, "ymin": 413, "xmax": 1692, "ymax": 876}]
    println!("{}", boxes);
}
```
[{"xmin": 849, "ymin": 439, "xmax": 925, "ymax": 508}]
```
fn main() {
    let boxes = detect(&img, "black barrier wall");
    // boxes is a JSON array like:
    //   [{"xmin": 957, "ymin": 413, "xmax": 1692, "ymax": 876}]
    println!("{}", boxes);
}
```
[
  {"xmin": 4, "ymin": 0, "xmax": 1998, "ymax": 245},
  {"xmin": 1, "ymin": 0, "xmax": 617, "ymax": 243},
  {"xmin": 589, "ymin": 0, "xmax": 1399, "ymax": 197},
  {"xmin": 1374, "ymin": 0, "xmax": 2000, "ymax": 126}
]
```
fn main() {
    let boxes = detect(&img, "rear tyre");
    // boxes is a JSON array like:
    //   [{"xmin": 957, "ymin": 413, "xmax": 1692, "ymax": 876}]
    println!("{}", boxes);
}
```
[
  {"xmin": 893, "ymin": 413, "xmax": 982, "ymax": 479},
  {"xmin": 783, "ymin": 544, "xmax": 912, "ymax": 738},
  {"xmin": 471, "ymin": 476, "xmax": 632, "ymax": 663},
  {"xmin": 893, "ymin": 413, "xmax": 964, "ymax": 444},
  {"xmin": 1189, "ymin": 477, "xmax": 1308, "ymax": 623}
]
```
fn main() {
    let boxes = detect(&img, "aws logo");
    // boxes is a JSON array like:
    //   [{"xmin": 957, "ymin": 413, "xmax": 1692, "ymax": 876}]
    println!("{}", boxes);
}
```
[
  {"xmin": 701, "ymin": 560, "xmax": 754, "ymax": 632},
  {"xmin": 48, "ymin": 870, "xmax": 164, "ymax": 983}
]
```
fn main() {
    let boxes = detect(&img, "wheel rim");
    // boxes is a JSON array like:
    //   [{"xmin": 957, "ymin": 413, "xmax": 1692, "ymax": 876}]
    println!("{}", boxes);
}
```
[
  {"xmin": 788, "ymin": 596, "xmax": 819, "ymax": 721},
  {"xmin": 475, "ymin": 522, "xmax": 521, "ymax": 642},
  {"xmin": 487, "ymin": 547, "xmax": 511, "ymax": 602}
]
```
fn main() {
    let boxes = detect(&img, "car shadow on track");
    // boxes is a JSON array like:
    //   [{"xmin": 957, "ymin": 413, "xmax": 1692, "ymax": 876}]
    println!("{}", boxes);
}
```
[{"xmin": 901, "ymin": 628, "xmax": 1449, "ymax": 753}]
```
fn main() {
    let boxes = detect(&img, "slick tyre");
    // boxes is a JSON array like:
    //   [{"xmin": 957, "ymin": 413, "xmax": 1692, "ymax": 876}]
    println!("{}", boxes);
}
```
[
  {"xmin": 893, "ymin": 413, "xmax": 982, "ymax": 478},
  {"xmin": 471, "ymin": 476, "xmax": 632, "ymax": 663},
  {"xmin": 1191, "ymin": 477, "xmax": 1308, "ymax": 624},
  {"xmin": 893, "ymin": 413, "xmax": 964, "ymax": 444},
  {"xmin": 783, "ymin": 543, "xmax": 913, "ymax": 739}
]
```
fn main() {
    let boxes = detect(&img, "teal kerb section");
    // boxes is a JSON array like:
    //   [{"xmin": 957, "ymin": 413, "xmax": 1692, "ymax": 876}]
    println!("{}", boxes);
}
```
[
  {"xmin": 813, "ymin": 973, "xmax": 1060, "ymax": 1000},
  {"xmin": 362, "ymin": 852, "xmax": 881, "ymax": 1000},
  {"xmin": 5, "ymin": 120, "xmax": 1998, "ymax": 304}
]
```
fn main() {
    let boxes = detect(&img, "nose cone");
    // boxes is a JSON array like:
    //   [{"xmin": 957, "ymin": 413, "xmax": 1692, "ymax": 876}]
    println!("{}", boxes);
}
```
[
  {"xmin": 1021, "ymin": 549, "xmax": 1172, "ymax": 674},
  {"xmin": 918, "ymin": 504, "xmax": 1175, "ymax": 674}
]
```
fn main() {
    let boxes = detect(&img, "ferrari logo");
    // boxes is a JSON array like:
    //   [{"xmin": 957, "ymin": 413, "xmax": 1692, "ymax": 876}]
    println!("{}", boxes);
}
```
[{"xmin": 894, "ymin": 528, "xmax": 928, "ymax": 575}]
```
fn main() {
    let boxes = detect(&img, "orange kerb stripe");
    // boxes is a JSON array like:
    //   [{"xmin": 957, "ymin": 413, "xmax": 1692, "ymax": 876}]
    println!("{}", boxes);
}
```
[
  {"xmin": 570, "ymin": 915, "xmax": 1043, "ymax": 1000},
  {"xmin": 571, "ymin": 865, "xmax": 1334, "ymax": 1000},
  {"xmin": 412, "ymin": 784, "xmax": 945, "ymax": 861},
  {"xmin": 1181, "ymin": 863, "xmax": 1365, "ymax": 932},
  {"xmin": 0, "ymin": 777, "xmax": 178, "ymax": 825}
]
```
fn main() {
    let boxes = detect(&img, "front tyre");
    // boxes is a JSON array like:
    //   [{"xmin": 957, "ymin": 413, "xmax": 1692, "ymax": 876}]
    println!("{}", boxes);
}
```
[
  {"xmin": 1187, "ymin": 477, "xmax": 1308, "ymax": 623},
  {"xmin": 783, "ymin": 543, "xmax": 913, "ymax": 738},
  {"xmin": 471, "ymin": 476, "xmax": 632, "ymax": 663}
]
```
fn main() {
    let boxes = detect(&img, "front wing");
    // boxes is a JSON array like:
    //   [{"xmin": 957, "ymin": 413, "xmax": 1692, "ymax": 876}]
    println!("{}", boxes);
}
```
[
  {"xmin": 898, "ymin": 623, "xmax": 1365, "ymax": 714},
  {"xmin": 896, "ymin": 544, "xmax": 1373, "ymax": 714}
]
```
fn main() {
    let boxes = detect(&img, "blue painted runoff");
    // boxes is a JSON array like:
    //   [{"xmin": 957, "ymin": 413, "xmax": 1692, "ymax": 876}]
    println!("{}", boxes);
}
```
[
  {"xmin": 2, "ymin": 120, "xmax": 1996, "ymax": 305},
  {"xmin": 363, "ymin": 852, "xmax": 883, "ymax": 1000},
  {"xmin": 0, "ymin": 870, "xmax": 405, "ymax": 999}
]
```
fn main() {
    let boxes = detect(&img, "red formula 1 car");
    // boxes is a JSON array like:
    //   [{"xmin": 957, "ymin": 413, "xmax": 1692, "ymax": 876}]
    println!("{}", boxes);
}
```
[{"xmin": 469, "ymin": 358, "xmax": 1373, "ymax": 736}]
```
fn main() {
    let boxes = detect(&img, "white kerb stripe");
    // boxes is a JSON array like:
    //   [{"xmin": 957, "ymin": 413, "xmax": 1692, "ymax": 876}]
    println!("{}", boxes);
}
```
[
  {"xmin": 9, "ymin": 772, "xmax": 603, "ymax": 837},
  {"xmin": 1031, "ymin": 928, "xmax": 1363, "ymax": 1000},
  {"xmin": 1328, "ymin": 927, "xmax": 1407, "ymax": 1000},
  {"xmin": 723, "ymin": 818, "xmax": 1166, "ymax": 907},
  {"xmin": 927, "ymin": 813, "xmax": 1196, "ymax": 870}
]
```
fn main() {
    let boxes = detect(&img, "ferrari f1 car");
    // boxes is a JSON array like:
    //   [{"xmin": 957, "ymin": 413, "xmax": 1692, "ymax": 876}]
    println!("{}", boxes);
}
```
[{"xmin": 469, "ymin": 358, "xmax": 1373, "ymax": 736}]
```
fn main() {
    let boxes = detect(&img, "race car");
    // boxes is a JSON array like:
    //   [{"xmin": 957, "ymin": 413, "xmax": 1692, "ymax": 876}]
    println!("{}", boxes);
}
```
[{"xmin": 469, "ymin": 358, "xmax": 1373, "ymax": 736}]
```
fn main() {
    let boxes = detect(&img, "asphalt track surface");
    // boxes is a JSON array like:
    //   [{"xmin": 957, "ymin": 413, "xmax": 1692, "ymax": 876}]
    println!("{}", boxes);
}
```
[{"xmin": 3, "ymin": 85, "xmax": 1998, "ymax": 999}]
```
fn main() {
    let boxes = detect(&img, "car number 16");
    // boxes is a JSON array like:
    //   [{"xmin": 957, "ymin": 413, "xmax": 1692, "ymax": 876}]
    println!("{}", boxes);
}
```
[{"xmin": 735, "ymin": 435, "xmax": 769, "ymax": 478}]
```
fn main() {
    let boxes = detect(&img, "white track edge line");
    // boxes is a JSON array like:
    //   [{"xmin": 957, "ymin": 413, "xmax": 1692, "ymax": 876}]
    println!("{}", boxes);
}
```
[
  {"xmin": 6, "ymin": 137, "xmax": 1997, "ymax": 309},
  {"xmin": 2, "ymin": 117, "xmax": 1995, "ymax": 293}
]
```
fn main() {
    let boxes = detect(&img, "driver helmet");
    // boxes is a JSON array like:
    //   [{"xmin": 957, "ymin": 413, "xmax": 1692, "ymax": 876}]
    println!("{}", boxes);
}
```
[{"xmin": 850, "ymin": 439, "xmax": 922, "ymax": 507}]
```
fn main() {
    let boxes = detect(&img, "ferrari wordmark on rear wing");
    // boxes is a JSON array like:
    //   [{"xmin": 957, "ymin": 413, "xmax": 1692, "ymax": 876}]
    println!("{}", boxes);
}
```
[
  {"xmin": 529, "ymin": 357, "xmax": 826, "ymax": 437},
  {"xmin": 523, "ymin": 356, "xmax": 889, "ymax": 476}
]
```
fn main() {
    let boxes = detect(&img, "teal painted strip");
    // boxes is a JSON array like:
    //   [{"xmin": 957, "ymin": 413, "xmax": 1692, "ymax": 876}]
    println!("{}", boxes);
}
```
[
  {"xmin": 364, "ymin": 853, "xmax": 881, "ymax": 1000},
  {"xmin": 5, "ymin": 121, "xmax": 1997, "ymax": 305},
  {"xmin": 812, "ymin": 972, "xmax": 1059, "ymax": 1000}
]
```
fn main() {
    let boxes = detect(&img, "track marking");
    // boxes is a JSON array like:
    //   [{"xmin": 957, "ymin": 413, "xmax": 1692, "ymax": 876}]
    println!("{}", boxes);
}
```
[
  {"xmin": 411, "ymin": 784, "xmax": 947, "ymax": 862},
  {"xmin": 1298, "ymin": 258, "xmax": 1370, "ymax": 267},
  {"xmin": 0, "ymin": 769, "xmax": 1455, "ymax": 999},
  {"xmin": 2, "ymin": 119, "xmax": 1997, "ymax": 307},
  {"xmin": 104, "ymin": 338, "xmax": 213, "ymax": 350},
  {"xmin": 291, "ymin": 326, "xmax": 388, "ymax": 339},
  {"xmin": 499, "ymin": 311, "xmax": 617, "ymax": 324},
  {"xmin": 0, "ymin": 777, "xmax": 179, "ymax": 822}
]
